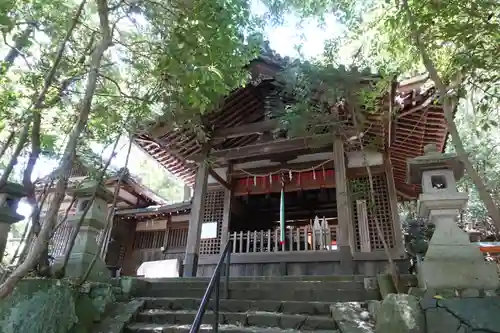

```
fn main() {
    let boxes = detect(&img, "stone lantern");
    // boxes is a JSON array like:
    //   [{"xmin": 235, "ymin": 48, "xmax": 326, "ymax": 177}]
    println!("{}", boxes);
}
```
[
  {"xmin": 0, "ymin": 182, "xmax": 27, "ymax": 262},
  {"xmin": 407, "ymin": 144, "xmax": 499, "ymax": 291},
  {"xmin": 55, "ymin": 180, "xmax": 113, "ymax": 281}
]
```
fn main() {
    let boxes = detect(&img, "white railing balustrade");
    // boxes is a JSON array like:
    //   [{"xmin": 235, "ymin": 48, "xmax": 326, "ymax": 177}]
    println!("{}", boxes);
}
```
[{"xmin": 230, "ymin": 225, "xmax": 339, "ymax": 253}]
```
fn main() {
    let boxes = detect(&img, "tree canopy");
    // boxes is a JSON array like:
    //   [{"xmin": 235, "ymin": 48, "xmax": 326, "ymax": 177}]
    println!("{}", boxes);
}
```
[
  {"xmin": 263, "ymin": 0, "xmax": 500, "ymax": 234},
  {"xmin": 1, "ymin": 0, "xmax": 500, "ymax": 296}
]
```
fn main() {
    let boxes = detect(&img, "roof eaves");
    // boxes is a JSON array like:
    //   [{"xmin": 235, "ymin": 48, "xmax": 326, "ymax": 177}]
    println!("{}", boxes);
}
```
[{"xmin": 115, "ymin": 200, "xmax": 192, "ymax": 216}]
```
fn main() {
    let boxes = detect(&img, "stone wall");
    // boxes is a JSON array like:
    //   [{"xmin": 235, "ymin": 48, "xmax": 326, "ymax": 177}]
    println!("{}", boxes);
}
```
[
  {"xmin": 0, "ymin": 279, "xmax": 116, "ymax": 333},
  {"xmin": 373, "ymin": 293, "xmax": 500, "ymax": 333}
]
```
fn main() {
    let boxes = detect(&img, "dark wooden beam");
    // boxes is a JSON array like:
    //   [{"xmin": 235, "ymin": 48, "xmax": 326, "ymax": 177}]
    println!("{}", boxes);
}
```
[
  {"xmin": 396, "ymin": 188, "xmax": 414, "ymax": 200},
  {"xmin": 212, "ymin": 119, "xmax": 279, "ymax": 140},
  {"xmin": 208, "ymin": 168, "xmax": 231, "ymax": 190},
  {"xmin": 205, "ymin": 146, "xmax": 333, "ymax": 167},
  {"xmin": 191, "ymin": 133, "xmax": 333, "ymax": 163}
]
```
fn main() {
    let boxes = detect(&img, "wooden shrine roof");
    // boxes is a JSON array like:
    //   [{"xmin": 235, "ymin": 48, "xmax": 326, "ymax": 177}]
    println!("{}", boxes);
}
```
[
  {"xmin": 134, "ymin": 60, "xmax": 449, "ymax": 200},
  {"xmin": 115, "ymin": 200, "xmax": 191, "ymax": 220},
  {"xmin": 35, "ymin": 157, "xmax": 168, "ymax": 207},
  {"xmin": 104, "ymin": 174, "xmax": 168, "ymax": 206}
]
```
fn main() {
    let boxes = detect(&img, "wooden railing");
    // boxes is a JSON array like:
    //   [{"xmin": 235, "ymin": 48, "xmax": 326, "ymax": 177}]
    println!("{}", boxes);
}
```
[{"xmin": 230, "ymin": 225, "xmax": 339, "ymax": 253}]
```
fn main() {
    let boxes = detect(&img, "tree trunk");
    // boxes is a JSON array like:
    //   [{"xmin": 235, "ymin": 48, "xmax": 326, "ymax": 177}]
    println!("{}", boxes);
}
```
[
  {"xmin": 0, "ymin": 0, "xmax": 86, "ymax": 189},
  {"xmin": 0, "ymin": 122, "xmax": 30, "ymax": 189},
  {"xmin": 23, "ymin": 0, "xmax": 88, "ymax": 276},
  {"xmin": 2, "ymin": 26, "xmax": 34, "ymax": 74},
  {"xmin": 0, "ymin": 131, "xmax": 15, "ymax": 160},
  {"xmin": 0, "ymin": 0, "xmax": 112, "ymax": 299},
  {"xmin": 402, "ymin": 0, "xmax": 500, "ymax": 233},
  {"xmin": 51, "ymin": 196, "xmax": 76, "ymax": 235},
  {"xmin": 17, "ymin": 180, "xmax": 53, "ymax": 266},
  {"xmin": 100, "ymin": 137, "xmax": 133, "ymax": 260},
  {"xmin": 82, "ymin": 136, "xmax": 133, "ymax": 284},
  {"xmin": 350, "ymin": 109, "xmax": 400, "ymax": 292},
  {"xmin": 443, "ymin": 99, "xmax": 500, "ymax": 231},
  {"xmin": 55, "ymin": 135, "xmax": 120, "ymax": 278}
]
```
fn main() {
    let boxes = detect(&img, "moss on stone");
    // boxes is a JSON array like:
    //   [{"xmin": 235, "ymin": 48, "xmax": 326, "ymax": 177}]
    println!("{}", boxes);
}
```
[
  {"xmin": 70, "ymin": 282, "xmax": 116, "ymax": 333},
  {"xmin": 0, "ymin": 279, "xmax": 117, "ymax": 333},
  {"xmin": 0, "ymin": 279, "xmax": 78, "ymax": 333}
]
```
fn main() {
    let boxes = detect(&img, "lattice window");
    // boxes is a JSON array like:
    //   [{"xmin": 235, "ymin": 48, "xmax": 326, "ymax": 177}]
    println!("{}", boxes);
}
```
[
  {"xmin": 132, "ymin": 231, "xmax": 165, "ymax": 250},
  {"xmin": 199, "ymin": 189, "xmax": 225, "ymax": 255},
  {"xmin": 349, "ymin": 173, "xmax": 395, "ymax": 250},
  {"xmin": 118, "ymin": 243, "xmax": 126, "ymax": 264},
  {"xmin": 50, "ymin": 216, "xmax": 73, "ymax": 257},
  {"xmin": 167, "ymin": 227, "xmax": 188, "ymax": 248},
  {"xmin": 48, "ymin": 213, "xmax": 105, "ymax": 257}
]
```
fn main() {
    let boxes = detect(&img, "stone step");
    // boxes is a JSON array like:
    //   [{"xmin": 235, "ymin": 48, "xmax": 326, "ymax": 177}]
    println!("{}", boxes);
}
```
[
  {"xmin": 139, "ymin": 287, "xmax": 379, "ymax": 302},
  {"xmin": 135, "ymin": 309, "xmax": 337, "ymax": 330},
  {"xmin": 141, "ymin": 275, "xmax": 367, "ymax": 283},
  {"xmin": 125, "ymin": 323, "xmax": 339, "ymax": 333},
  {"xmin": 93, "ymin": 300, "xmax": 145, "ymax": 333},
  {"xmin": 146, "ymin": 280, "xmax": 366, "ymax": 291},
  {"xmin": 139, "ymin": 297, "xmax": 332, "ymax": 316}
]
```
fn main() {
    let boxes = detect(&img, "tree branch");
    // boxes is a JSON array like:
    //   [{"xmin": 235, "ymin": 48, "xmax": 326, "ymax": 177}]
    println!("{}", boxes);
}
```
[
  {"xmin": 55, "ymin": 134, "xmax": 120, "ymax": 278},
  {"xmin": 82, "ymin": 134, "xmax": 133, "ymax": 283},
  {"xmin": 2, "ymin": 26, "xmax": 34, "ymax": 74},
  {"xmin": 0, "ymin": 0, "xmax": 115, "ymax": 299},
  {"xmin": 97, "ymin": 0, "xmax": 112, "ymax": 41},
  {"xmin": 401, "ymin": 0, "xmax": 500, "ymax": 232},
  {"xmin": 0, "ymin": 131, "xmax": 15, "ymax": 160}
]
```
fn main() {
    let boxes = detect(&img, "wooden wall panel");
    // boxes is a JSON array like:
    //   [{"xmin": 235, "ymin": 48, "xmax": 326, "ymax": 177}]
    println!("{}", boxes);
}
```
[
  {"xmin": 136, "ymin": 219, "xmax": 167, "ymax": 231},
  {"xmin": 349, "ymin": 173, "xmax": 395, "ymax": 251},
  {"xmin": 199, "ymin": 189, "xmax": 225, "ymax": 255}
]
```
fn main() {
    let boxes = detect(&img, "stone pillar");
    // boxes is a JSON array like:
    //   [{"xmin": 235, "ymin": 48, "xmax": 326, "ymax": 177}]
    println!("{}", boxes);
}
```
[
  {"xmin": 0, "ymin": 183, "xmax": 27, "ymax": 262},
  {"xmin": 333, "ymin": 138, "xmax": 354, "ymax": 274},
  {"xmin": 408, "ymin": 144, "xmax": 499, "ymax": 291},
  {"xmin": 54, "ymin": 180, "xmax": 113, "ymax": 281},
  {"xmin": 184, "ymin": 149, "xmax": 210, "ymax": 277}
]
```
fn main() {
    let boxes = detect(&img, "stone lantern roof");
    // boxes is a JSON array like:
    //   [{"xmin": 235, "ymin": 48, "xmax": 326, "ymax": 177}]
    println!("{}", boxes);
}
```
[{"xmin": 407, "ymin": 144, "xmax": 464, "ymax": 185}]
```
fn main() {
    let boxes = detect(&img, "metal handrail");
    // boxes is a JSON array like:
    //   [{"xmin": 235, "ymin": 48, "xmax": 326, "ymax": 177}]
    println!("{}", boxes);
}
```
[{"xmin": 189, "ymin": 240, "xmax": 232, "ymax": 333}]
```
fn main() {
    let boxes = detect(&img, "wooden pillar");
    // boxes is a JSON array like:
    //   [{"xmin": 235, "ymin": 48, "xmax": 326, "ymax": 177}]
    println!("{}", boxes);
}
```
[
  {"xmin": 384, "ymin": 158, "xmax": 405, "ymax": 256},
  {"xmin": 183, "ymin": 145, "xmax": 210, "ymax": 277},
  {"xmin": 220, "ymin": 164, "xmax": 233, "ymax": 249},
  {"xmin": 356, "ymin": 200, "xmax": 371, "ymax": 252},
  {"xmin": 183, "ymin": 185, "xmax": 191, "ymax": 201},
  {"xmin": 333, "ymin": 138, "xmax": 354, "ymax": 273},
  {"xmin": 121, "ymin": 220, "xmax": 137, "ymax": 276},
  {"xmin": 161, "ymin": 215, "xmax": 171, "ymax": 254}
]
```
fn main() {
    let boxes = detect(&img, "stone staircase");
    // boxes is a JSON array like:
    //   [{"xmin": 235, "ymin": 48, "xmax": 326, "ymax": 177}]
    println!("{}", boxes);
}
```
[{"xmin": 124, "ymin": 276, "xmax": 378, "ymax": 333}]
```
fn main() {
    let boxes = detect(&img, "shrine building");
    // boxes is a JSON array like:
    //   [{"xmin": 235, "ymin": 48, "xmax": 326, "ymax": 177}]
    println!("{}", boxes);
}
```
[{"xmin": 110, "ymin": 54, "xmax": 449, "ymax": 278}]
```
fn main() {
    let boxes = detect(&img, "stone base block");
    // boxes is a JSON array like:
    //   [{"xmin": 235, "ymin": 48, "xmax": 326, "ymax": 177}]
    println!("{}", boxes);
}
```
[
  {"xmin": 183, "ymin": 253, "xmax": 198, "ymax": 277},
  {"xmin": 424, "ymin": 297, "xmax": 500, "ymax": 333},
  {"xmin": 375, "ymin": 294, "xmax": 425, "ymax": 333},
  {"xmin": 339, "ymin": 245, "xmax": 354, "ymax": 274},
  {"xmin": 419, "ymin": 259, "xmax": 499, "ymax": 290},
  {"xmin": 54, "ymin": 252, "xmax": 110, "ymax": 282}
]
